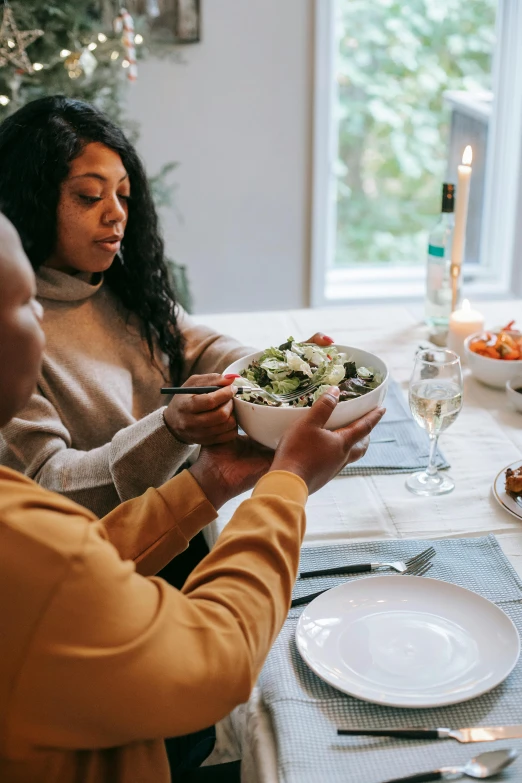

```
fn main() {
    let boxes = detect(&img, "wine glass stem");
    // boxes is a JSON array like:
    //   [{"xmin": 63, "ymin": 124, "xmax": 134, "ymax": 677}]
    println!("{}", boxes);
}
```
[{"xmin": 426, "ymin": 434, "xmax": 439, "ymax": 476}]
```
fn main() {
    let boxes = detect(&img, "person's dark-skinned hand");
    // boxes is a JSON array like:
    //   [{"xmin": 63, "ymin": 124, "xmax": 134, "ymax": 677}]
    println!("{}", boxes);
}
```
[
  {"xmin": 270, "ymin": 387, "xmax": 385, "ymax": 494},
  {"xmin": 162, "ymin": 334, "xmax": 336, "ymax": 447},
  {"xmin": 305, "ymin": 332, "xmax": 335, "ymax": 347},
  {"xmin": 188, "ymin": 386, "xmax": 384, "ymax": 507},
  {"xmin": 163, "ymin": 374, "xmax": 238, "ymax": 446},
  {"xmin": 189, "ymin": 435, "xmax": 273, "ymax": 510}
]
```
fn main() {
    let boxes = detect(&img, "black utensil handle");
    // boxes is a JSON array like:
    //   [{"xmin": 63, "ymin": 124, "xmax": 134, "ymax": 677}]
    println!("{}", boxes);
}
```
[
  {"xmin": 291, "ymin": 590, "xmax": 326, "ymax": 607},
  {"xmin": 160, "ymin": 387, "xmax": 221, "ymax": 394},
  {"xmin": 300, "ymin": 563, "xmax": 372, "ymax": 579},
  {"xmin": 380, "ymin": 773, "xmax": 442, "ymax": 783},
  {"xmin": 337, "ymin": 729, "xmax": 440, "ymax": 739}
]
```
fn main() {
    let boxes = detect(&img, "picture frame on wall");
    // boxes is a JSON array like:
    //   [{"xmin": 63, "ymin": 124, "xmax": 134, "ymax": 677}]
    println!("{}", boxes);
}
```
[{"xmin": 144, "ymin": 0, "xmax": 201, "ymax": 44}]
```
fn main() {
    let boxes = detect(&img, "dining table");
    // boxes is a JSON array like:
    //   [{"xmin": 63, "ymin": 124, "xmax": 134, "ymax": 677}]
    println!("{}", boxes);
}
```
[{"xmin": 196, "ymin": 300, "xmax": 522, "ymax": 783}]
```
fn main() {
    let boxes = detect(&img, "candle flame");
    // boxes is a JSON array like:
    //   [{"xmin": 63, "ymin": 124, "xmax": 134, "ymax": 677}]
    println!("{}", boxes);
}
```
[
  {"xmin": 462, "ymin": 298, "xmax": 471, "ymax": 311},
  {"xmin": 462, "ymin": 145, "xmax": 472, "ymax": 166}
]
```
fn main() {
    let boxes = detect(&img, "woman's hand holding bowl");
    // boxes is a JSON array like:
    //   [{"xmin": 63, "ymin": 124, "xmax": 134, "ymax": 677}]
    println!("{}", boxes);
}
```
[{"xmin": 188, "ymin": 388, "xmax": 385, "ymax": 508}]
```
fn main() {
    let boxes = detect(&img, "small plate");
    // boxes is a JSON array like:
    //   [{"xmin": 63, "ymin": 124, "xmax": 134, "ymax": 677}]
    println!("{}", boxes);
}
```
[
  {"xmin": 493, "ymin": 460, "xmax": 522, "ymax": 520},
  {"xmin": 295, "ymin": 575, "xmax": 519, "ymax": 708}
]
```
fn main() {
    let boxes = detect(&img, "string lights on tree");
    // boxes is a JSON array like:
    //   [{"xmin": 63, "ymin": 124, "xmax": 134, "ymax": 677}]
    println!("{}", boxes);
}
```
[
  {"xmin": 0, "ymin": 1, "xmax": 144, "ymax": 110},
  {"xmin": 0, "ymin": 3, "xmax": 43, "ymax": 75}
]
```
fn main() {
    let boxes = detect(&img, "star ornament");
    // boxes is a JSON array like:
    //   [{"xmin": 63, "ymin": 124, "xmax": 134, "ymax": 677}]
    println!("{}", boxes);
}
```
[{"xmin": 0, "ymin": 7, "xmax": 43, "ymax": 74}]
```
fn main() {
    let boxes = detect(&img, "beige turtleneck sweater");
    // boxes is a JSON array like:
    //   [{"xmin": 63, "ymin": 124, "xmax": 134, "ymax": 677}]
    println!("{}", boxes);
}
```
[{"xmin": 0, "ymin": 269, "xmax": 253, "ymax": 516}]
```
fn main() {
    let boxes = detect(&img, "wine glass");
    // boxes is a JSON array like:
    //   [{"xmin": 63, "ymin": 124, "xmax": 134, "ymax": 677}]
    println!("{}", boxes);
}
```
[{"xmin": 406, "ymin": 348, "xmax": 463, "ymax": 496}]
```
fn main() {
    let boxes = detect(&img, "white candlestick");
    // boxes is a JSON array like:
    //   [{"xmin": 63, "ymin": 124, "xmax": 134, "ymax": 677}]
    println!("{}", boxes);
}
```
[
  {"xmin": 447, "ymin": 298, "xmax": 484, "ymax": 360},
  {"xmin": 451, "ymin": 145, "xmax": 473, "ymax": 311}
]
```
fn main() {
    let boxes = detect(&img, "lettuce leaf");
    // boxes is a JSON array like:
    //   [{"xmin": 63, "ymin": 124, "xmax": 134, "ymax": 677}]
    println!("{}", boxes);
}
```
[
  {"xmin": 237, "ymin": 338, "xmax": 382, "ymax": 407},
  {"xmin": 269, "ymin": 376, "xmax": 301, "ymax": 395},
  {"xmin": 285, "ymin": 350, "xmax": 313, "ymax": 376},
  {"xmin": 261, "ymin": 346, "xmax": 286, "ymax": 362}
]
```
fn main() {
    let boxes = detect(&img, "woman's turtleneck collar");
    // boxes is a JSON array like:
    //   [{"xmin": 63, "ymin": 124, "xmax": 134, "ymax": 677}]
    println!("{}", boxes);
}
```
[{"xmin": 36, "ymin": 267, "xmax": 104, "ymax": 302}]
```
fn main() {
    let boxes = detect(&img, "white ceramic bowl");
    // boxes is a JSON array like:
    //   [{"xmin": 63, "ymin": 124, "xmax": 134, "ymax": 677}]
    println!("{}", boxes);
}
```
[
  {"xmin": 506, "ymin": 376, "xmax": 522, "ymax": 413},
  {"xmin": 224, "ymin": 345, "xmax": 389, "ymax": 449},
  {"xmin": 463, "ymin": 332, "xmax": 522, "ymax": 389}
]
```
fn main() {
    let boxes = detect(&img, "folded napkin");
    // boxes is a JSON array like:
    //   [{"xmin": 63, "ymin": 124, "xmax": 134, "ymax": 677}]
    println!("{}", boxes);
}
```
[
  {"xmin": 259, "ymin": 535, "xmax": 522, "ymax": 783},
  {"xmin": 339, "ymin": 377, "xmax": 449, "ymax": 475}
]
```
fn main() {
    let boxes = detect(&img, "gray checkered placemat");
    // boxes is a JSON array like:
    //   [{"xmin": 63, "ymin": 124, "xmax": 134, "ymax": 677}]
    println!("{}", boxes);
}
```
[
  {"xmin": 259, "ymin": 536, "xmax": 522, "ymax": 783},
  {"xmin": 339, "ymin": 378, "xmax": 449, "ymax": 476}
]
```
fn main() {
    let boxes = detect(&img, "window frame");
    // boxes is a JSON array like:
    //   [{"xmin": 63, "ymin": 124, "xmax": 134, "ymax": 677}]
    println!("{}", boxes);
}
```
[{"xmin": 310, "ymin": 0, "xmax": 522, "ymax": 307}]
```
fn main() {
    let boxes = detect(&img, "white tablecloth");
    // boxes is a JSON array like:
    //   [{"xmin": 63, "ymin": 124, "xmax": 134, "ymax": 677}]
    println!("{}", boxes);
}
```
[{"xmin": 196, "ymin": 301, "xmax": 522, "ymax": 782}]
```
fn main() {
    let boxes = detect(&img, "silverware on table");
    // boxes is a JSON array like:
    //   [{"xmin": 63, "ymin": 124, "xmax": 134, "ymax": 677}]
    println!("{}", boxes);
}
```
[
  {"xmin": 337, "ymin": 725, "xmax": 522, "ymax": 743},
  {"xmin": 230, "ymin": 379, "xmax": 320, "ymax": 403},
  {"xmin": 292, "ymin": 556, "xmax": 434, "ymax": 608},
  {"xmin": 299, "ymin": 545, "xmax": 436, "ymax": 579},
  {"xmin": 380, "ymin": 748, "xmax": 518, "ymax": 782},
  {"xmin": 161, "ymin": 380, "xmax": 320, "ymax": 403}
]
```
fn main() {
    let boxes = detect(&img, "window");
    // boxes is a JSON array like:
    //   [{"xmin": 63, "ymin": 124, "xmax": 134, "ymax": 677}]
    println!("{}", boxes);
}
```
[{"xmin": 311, "ymin": 0, "xmax": 522, "ymax": 305}]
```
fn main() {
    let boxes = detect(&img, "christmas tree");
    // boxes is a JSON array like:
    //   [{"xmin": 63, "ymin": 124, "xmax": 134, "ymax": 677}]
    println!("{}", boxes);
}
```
[
  {"xmin": 0, "ymin": 0, "xmax": 192, "ymax": 310},
  {"xmin": 0, "ymin": 1, "xmax": 140, "ymax": 122}
]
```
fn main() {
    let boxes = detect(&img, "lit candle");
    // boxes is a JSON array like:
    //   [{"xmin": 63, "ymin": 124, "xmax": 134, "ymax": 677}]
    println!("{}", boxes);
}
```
[
  {"xmin": 451, "ymin": 145, "xmax": 473, "ymax": 311},
  {"xmin": 447, "ymin": 298, "xmax": 484, "ymax": 359}
]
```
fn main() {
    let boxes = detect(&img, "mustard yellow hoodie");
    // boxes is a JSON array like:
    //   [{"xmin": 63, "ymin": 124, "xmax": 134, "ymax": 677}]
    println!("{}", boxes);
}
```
[{"xmin": 0, "ymin": 466, "xmax": 307, "ymax": 782}]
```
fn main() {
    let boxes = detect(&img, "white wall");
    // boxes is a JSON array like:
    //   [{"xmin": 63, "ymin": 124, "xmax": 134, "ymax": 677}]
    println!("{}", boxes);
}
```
[{"xmin": 126, "ymin": 0, "xmax": 314, "ymax": 314}]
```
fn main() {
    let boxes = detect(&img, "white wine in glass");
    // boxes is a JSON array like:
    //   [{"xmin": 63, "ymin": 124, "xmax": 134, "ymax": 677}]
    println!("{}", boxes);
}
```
[{"xmin": 406, "ymin": 348, "xmax": 463, "ymax": 496}]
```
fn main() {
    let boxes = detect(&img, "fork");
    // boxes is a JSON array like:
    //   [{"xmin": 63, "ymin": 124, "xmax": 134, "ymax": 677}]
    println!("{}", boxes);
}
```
[
  {"xmin": 291, "ymin": 557, "xmax": 434, "ymax": 608},
  {"xmin": 235, "ymin": 379, "xmax": 320, "ymax": 403},
  {"xmin": 299, "ymin": 546, "xmax": 436, "ymax": 579},
  {"xmin": 160, "ymin": 380, "xmax": 320, "ymax": 403}
]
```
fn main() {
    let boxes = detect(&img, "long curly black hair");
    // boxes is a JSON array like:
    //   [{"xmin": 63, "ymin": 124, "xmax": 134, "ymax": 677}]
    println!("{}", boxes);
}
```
[{"xmin": 0, "ymin": 95, "xmax": 184, "ymax": 384}]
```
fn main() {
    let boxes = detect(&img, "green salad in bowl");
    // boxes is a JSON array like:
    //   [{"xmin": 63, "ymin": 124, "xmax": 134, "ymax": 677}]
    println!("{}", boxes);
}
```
[
  {"xmin": 238, "ymin": 337, "xmax": 383, "ymax": 407},
  {"xmin": 224, "ymin": 340, "xmax": 388, "ymax": 449}
]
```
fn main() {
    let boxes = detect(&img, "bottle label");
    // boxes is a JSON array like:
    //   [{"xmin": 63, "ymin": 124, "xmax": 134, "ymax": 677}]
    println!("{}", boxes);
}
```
[{"xmin": 428, "ymin": 244, "xmax": 445, "ymax": 258}]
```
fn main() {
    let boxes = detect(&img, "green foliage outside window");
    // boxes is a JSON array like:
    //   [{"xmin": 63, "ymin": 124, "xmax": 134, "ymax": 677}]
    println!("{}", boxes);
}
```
[{"xmin": 335, "ymin": 0, "xmax": 496, "ymax": 267}]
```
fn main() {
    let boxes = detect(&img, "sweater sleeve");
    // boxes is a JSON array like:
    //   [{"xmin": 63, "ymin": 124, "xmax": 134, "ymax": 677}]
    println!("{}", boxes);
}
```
[
  {"xmin": 101, "ymin": 469, "xmax": 218, "ymax": 576},
  {"xmin": 9, "ymin": 472, "xmax": 308, "ymax": 748},
  {"xmin": 0, "ymin": 391, "xmax": 196, "ymax": 517},
  {"xmin": 177, "ymin": 305, "xmax": 255, "ymax": 377}
]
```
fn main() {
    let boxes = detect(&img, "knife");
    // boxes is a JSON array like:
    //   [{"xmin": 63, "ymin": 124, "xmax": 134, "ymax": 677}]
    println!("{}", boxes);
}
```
[{"xmin": 337, "ymin": 726, "xmax": 522, "ymax": 743}]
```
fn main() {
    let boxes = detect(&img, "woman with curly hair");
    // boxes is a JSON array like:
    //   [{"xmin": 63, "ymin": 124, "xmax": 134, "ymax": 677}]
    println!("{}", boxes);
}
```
[
  {"xmin": 0, "ymin": 95, "xmax": 266, "ymax": 522},
  {"xmin": 0, "ymin": 97, "xmax": 331, "ymax": 520}
]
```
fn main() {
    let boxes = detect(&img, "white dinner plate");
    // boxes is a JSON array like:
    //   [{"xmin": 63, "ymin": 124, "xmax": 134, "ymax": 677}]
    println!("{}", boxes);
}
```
[
  {"xmin": 295, "ymin": 575, "xmax": 519, "ymax": 708},
  {"xmin": 493, "ymin": 460, "xmax": 522, "ymax": 521}
]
